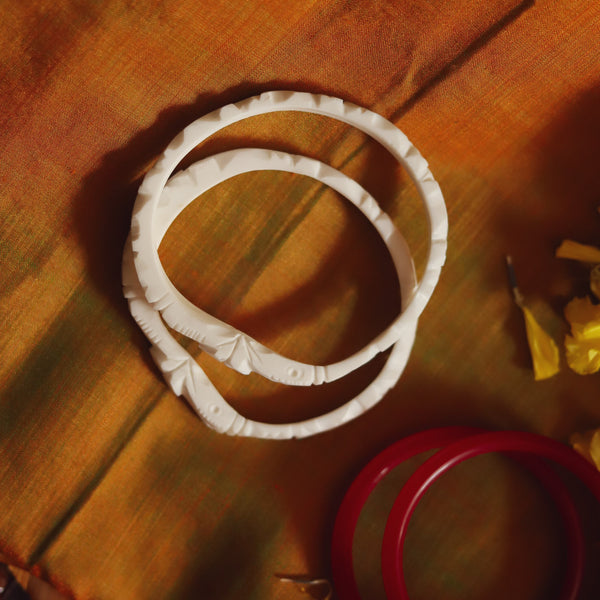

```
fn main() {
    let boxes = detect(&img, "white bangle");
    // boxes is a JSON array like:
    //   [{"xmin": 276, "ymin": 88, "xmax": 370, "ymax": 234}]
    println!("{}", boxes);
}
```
[
  {"xmin": 123, "ymin": 148, "xmax": 418, "ymax": 438},
  {"xmin": 130, "ymin": 91, "xmax": 447, "ymax": 387}
]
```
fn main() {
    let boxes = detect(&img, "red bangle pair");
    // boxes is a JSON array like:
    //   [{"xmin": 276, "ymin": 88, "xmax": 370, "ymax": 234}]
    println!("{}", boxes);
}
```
[{"xmin": 331, "ymin": 427, "xmax": 600, "ymax": 600}]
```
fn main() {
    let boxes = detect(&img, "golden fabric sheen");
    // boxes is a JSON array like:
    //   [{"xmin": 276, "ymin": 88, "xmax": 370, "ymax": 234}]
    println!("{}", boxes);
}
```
[{"xmin": 1, "ymin": 1, "xmax": 600, "ymax": 598}]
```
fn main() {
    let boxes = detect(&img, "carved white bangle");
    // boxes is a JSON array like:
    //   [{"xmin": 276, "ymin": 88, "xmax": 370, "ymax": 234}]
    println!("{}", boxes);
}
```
[
  {"xmin": 123, "ymin": 148, "xmax": 418, "ymax": 438},
  {"xmin": 130, "ymin": 91, "xmax": 447, "ymax": 387},
  {"xmin": 142, "ymin": 147, "xmax": 417, "ymax": 384}
]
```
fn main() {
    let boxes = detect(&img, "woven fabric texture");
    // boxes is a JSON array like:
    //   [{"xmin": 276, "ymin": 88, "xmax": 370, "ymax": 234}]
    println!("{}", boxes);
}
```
[{"xmin": 1, "ymin": 1, "xmax": 600, "ymax": 598}]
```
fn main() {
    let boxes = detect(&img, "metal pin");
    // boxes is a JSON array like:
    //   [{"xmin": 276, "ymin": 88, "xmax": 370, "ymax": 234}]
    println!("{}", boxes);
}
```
[
  {"xmin": 277, "ymin": 575, "xmax": 332, "ymax": 599},
  {"xmin": 506, "ymin": 255, "xmax": 525, "ymax": 307}
]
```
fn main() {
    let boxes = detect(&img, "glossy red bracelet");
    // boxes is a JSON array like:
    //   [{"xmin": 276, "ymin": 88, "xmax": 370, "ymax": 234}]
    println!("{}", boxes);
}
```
[
  {"xmin": 331, "ymin": 427, "xmax": 587, "ymax": 600},
  {"xmin": 381, "ymin": 430, "xmax": 600, "ymax": 600}
]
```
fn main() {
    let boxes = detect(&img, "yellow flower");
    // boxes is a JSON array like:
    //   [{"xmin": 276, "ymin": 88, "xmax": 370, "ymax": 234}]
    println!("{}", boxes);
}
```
[{"xmin": 564, "ymin": 296, "xmax": 600, "ymax": 374}]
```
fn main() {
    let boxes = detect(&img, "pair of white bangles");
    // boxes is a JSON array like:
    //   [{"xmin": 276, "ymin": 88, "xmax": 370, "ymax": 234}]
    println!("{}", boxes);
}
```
[{"xmin": 122, "ymin": 91, "xmax": 448, "ymax": 439}]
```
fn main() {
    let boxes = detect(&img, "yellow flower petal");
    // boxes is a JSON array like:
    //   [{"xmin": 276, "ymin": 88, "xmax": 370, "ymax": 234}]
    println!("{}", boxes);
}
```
[
  {"xmin": 565, "ymin": 335, "xmax": 600, "ymax": 374},
  {"xmin": 556, "ymin": 239, "xmax": 600, "ymax": 263},
  {"xmin": 564, "ymin": 296, "xmax": 600, "ymax": 374},
  {"xmin": 565, "ymin": 296, "xmax": 600, "ymax": 337},
  {"xmin": 521, "ymin": 306, "xmax": 560, "ymax": 380},
  {"xmin": 570, "ymin": 429, "xmax": 600, "ymax": 471}
]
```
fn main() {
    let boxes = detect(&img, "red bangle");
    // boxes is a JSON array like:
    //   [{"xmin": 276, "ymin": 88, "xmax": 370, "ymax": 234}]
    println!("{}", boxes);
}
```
[
  {"xmin": 381, "ymin": 430, "xmax": 600, "ymax": 600},
  {"xmin": 331, "ymin": 428, "xmax": 587, "ymax": 600}
]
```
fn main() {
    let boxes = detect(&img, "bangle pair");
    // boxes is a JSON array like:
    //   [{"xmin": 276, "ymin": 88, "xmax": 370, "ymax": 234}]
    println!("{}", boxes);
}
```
[
  {"xmin": 123, "ymin": 92, "xmax": 447, "ymax": 438},
  {"xmin": 332, "ymin": 427, "xmax": 600, "ymax": 599}
]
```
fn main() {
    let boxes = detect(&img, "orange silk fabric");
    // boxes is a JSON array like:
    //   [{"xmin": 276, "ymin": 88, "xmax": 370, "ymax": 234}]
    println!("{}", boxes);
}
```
[{"xmin": 1, "ymin": 1, "xmax": 600, "ymax": 598}]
